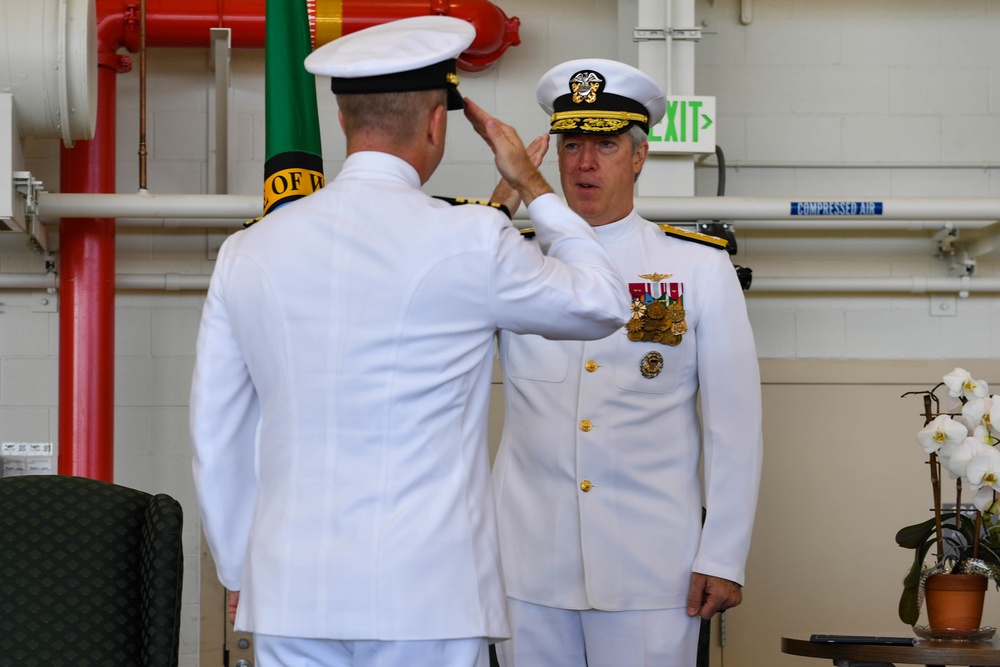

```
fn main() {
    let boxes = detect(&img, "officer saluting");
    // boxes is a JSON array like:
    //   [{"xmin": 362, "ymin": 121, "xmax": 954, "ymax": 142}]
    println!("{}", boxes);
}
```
[
  {"xmin": 190, "ymin": 18, "xmax": 630, "ymax": 667},
  {"xmin": 493, "ymin": 59, "xmax": 763, "ymax": 667}
]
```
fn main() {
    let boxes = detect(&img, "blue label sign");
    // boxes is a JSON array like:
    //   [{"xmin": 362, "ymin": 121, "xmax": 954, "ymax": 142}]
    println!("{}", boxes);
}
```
[{"xmin": 790, "ymin": 202, "xmax": 884, "ymax": 216}]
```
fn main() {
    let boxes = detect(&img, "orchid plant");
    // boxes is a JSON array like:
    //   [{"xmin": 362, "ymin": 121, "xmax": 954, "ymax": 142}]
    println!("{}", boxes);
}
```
[{"xmin": 896, "ymin": 368, "xmax": 1000, "ymax": 625}]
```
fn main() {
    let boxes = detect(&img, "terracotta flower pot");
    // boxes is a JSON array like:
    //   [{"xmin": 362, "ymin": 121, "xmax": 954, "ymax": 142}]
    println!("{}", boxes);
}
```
[{"xmin": 925, "ymin": 573, "xmax": 988, "ymax": 632}]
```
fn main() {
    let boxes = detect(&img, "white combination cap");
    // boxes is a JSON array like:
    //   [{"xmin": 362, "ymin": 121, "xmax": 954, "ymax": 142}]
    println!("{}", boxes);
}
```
[
  {"xmin": 536, "ymin": 58, "xmax": 666, "ymax": 135},
  {"xmin": 304, "ymin": 16, "xmax": 476, "ymax": 110}
]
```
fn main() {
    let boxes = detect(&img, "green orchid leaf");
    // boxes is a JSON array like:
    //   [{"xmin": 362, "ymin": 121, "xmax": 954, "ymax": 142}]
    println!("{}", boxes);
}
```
[
  {"xmin": 899, "ymin": 536, "xmax": 938, "ymax": 625},
  {"xmin": 896, "ymin": 513, "xmax": 957, "ymax": 549},
  {"xmin": 896, "ymin": 517, "xmax": 939, "ymax": 549},
  {"xmin": 898, "ymin": 586, "xmax": 920, "ymax": 626}
]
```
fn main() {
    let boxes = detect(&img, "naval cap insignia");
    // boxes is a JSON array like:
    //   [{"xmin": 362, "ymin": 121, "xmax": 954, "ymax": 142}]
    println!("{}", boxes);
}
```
[{"xmin": 569, "ymin": 70, "xmax": 604, "ymax": 104}]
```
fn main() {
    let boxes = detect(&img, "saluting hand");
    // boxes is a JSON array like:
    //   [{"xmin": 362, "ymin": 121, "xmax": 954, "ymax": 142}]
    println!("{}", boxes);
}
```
[
  {"xmin": 489, "ymin": 133, "xmax": 550, "ymax": 215},
  {"xmin": 463, "ymin": 98, "xmax": 552, "ymax": 207}
]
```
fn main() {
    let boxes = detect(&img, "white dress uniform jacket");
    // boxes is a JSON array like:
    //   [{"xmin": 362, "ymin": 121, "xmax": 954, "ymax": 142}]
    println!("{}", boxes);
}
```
[
  {"xmin": 494, "ymin": 210, "xmax": 763, "ymax": 611},
  {"xmin": 190, "ymin": 151, "xmax": 630, "ymax": 641}
]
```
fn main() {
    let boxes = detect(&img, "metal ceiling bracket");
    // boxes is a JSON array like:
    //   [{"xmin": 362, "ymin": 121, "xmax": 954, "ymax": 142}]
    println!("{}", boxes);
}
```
[{"xmin": 12, "ymin": 171, "xmax": 51, "ymax": 255}]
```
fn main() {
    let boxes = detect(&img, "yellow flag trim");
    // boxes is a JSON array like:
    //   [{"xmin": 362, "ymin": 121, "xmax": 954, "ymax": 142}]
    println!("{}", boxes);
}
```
[
  {"xmin": 263, "ymin": 168, "xmax": 325, "ymax": 214},
  {"xmin": 314, "ymin": 0, "xmax": 344, "ymax": 47}
]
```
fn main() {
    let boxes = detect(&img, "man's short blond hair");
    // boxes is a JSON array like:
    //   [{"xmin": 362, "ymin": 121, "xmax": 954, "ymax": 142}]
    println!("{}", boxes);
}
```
[{"xmin": 337, "ymin": 89, "xmax": 447, "ymax": 143}]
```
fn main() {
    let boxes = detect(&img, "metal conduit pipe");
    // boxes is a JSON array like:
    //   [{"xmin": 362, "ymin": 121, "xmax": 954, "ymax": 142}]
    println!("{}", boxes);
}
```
[
  {"xmin": 114, "ymin": 217, "xmax": 245, "ymax": 228},
  {"xmin": 38, "ymin": 193, "xmax": 1000, "ymax": 227},
  {"xmin": 111, "ymin": 217, "xmax": 974, "ymax": 232},
  {"xmin": 39, "ymin": 192, "xmax": 260, "ymax": 219},
  {"xmin": 751, "ymin": 276, "xmax": 1000, "ymax": 294},
  {"xmin": 632, "ymin": 197, "xmax": 1000, "ymax": 221},
  {"xmin": 718, "ymin": 220, "xmax": 984, "ymax": 231},
  {"xmin": 697, "ymin": 161, "xmax": 1000, "ymax": 170},
  {"xmin": 0, "ymin": 273, "xmax": 206, "ymax": 290},
  {"xmin": 6, "ymin": 274, "xmax": 1000, "ymax": 295}
]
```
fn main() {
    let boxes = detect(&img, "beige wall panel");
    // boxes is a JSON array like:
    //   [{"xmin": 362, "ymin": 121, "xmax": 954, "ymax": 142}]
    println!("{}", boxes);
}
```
[{"xmin": 724, "ymin": 359, "xmax": 1000, "ymax": 666}]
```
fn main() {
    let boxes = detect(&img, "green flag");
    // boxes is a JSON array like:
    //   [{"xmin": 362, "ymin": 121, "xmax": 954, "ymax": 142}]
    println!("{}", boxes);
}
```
[{"xmin": 262, "ymin": 0, "xmax": 325, "ymax": 217}]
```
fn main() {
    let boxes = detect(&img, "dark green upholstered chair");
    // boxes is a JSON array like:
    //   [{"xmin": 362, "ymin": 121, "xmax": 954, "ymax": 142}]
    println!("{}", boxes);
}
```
[{"xmin": 0, "ymin": 474, "xmax": 183, "ymax": 667}]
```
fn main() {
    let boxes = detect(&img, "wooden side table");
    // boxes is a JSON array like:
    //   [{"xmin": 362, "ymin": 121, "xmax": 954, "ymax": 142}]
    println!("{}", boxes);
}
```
[{"xmin": 781, "ymin": 634, "xmax": 1000, "ymax": 667}]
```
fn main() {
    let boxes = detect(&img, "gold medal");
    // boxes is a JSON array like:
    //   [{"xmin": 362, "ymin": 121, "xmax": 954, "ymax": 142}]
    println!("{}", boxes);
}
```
[{"xmin": 627, "ymin": 297, "xmax": 687, "ymax": 346}]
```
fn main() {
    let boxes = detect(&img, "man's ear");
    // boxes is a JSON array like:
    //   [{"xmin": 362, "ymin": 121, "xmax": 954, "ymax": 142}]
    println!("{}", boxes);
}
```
[
  {"xmin": 338, "ymin": 109, "xmax": 346, "ymax": 133},
  {"xmin": 633, "ymin": 140, "xmax": 650, "ymax": 177},
  {"xmin": 428, "ymin": 104, "xmax": 447, "ymax": 149}
]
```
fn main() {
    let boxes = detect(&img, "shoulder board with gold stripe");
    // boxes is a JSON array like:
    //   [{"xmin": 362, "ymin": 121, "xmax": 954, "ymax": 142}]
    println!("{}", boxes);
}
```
[
  {"xmin": 243, "ymin": 216, "xmax": 262, "ymax": 229},
  {"xmin": 658, "ymin": 224, "xmax": 729, "ymax": 250},
  {"xmin": 519, "ymin": 228, "xmax": 535, "ymax": 239},
  {"xmin": 434, "ymin": 196, "xmax": 511, "ymax": 220}
]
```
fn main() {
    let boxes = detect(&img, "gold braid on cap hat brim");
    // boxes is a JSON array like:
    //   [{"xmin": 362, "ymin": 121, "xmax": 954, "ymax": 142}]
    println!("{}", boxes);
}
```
[{"xmin": 550, "ymin": 110, "xmax": 649, "ymax": 133}]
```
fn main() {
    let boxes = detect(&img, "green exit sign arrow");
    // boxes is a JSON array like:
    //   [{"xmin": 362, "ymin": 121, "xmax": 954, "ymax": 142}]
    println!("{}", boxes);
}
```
[{"xmin": 647, "ymin": 96, "xmax": 716, "ymax": 154}]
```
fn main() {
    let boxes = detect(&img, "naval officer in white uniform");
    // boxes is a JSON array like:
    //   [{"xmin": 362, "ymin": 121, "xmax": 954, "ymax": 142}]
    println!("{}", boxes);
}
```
[
  {"xmin": 493, "ymin": 59, "xmax": 764, "ymax": 667},
  {"xmin": 190, "ymin": 20, "xmax": 630, "ymax": 667}
]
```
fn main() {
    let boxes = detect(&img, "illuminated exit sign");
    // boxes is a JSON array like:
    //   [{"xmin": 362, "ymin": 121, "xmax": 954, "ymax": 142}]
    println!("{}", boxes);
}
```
[{"xmin": 647, "ymin": 96, "xmax": 716, "ymax": 154}]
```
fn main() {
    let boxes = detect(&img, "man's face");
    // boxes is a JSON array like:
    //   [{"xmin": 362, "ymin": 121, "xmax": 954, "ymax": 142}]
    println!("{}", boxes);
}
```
[{"xmin": 557, "ymin": 132, "xmax": 649, "ymax": 227}]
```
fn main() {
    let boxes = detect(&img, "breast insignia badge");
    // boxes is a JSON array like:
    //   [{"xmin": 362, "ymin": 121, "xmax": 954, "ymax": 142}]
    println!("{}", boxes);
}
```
[{"xmin": 640, "ymin": 351, "xmax": 664, "ymax": 379}]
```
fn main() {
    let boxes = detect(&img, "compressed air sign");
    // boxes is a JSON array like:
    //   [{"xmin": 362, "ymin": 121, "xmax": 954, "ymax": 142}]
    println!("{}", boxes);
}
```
[
  {"xmin": 791, "ymin": 202, "xmax": 884, "ymax": 215},
  {"xmin": 647, "ymin": 96, "xmax": 716, "ymax": 154}
]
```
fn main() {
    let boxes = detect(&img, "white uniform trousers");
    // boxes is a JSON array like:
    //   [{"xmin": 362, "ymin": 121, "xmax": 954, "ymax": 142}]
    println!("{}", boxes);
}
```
[
  {"xmin": 496, "ymin": 599, "xmax": 700, "ymax": 667},
  {"xmin": 255, "ymin": 635, "xmax": 489, "ymax": 667}
]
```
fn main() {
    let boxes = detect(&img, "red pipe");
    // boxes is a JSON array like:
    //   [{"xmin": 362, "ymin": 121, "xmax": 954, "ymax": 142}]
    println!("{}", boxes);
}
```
[
  {"xmin": 57, "ymin": 64, "xmax": 119, "ymax": 481},
  {"xmin": 58, "ymin": 0, "xmax": 519, "ymax": 479},
  {"xmin": 106, "ymin": 0, "xmax": 519, "ymax": 68},
  {"xmin": 313, "ymin": 0, "xmax": 520, "ymax": 72}
]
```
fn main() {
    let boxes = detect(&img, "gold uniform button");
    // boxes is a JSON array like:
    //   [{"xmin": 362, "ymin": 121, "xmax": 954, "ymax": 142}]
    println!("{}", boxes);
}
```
[
  {"xmin": 585, "ymin": 360, "xmax": 598, "ymax": 372},
  {"xmin": 579, "ymin": 420, "xmax": 592, "ymax": 432},
  {"xmin": 580, "ymin": 480, "xmax": 592, "ymax": 492}
]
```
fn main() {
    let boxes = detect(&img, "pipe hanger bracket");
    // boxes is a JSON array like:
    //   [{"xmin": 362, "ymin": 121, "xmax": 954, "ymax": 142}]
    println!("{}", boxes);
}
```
[{"xmin": 633, "ymin": 27, "xmax": 702, "ymax": 41}]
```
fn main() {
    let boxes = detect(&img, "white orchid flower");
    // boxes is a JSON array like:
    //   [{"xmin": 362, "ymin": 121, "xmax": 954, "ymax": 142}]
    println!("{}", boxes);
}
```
[
  {"xmin": 946, "ymin": 437, "xmax": 994, "ymax": 479},
  {"xmin": 938, "ymin": 440, "xmax": 963, "ymax": 478},
  {"xmin": 964, "ymin": 446, "xmax": 1000, "ymax": 491},
  {"xmin": 973, "ymin": 486, "xmax": 998, "ymax": 513},
  {"xmin": 989, "ymin": 396, "xmax": 1000, "ymax": 437},
  {"xmin": 943, "ymin": 367, "xmax": 990, "ymax": 401},
  {"xmin": 955, "ymin": 413, "xmax": 978, "ymax": 433},
  {"xmin": 917, "ymin": 414, "xmax": 969, "ymax": 455},
  {"xmin": 963, "ymin": 396, "xmax": 992, "ymax": 428},
  {"xmin": 973, "ymin": 424, "xmax": 994, "ymax": 445}
]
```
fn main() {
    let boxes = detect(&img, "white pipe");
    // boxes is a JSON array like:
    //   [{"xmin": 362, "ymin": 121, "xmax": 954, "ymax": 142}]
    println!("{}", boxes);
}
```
[
  {"xmin": 116, "ymin": 274, "xmax": 211, "ymax": 290},
  {"xmin": 508, "ymin": 197, "xmax": 1000, "ymax": 225},
  {"xmin": 717, "ymin": 219, "xmax": 987, "ymax": 231},
  {"xmin": 0, "ymin": 273, "xmax": 58, "ymax": 289},
  {"xmin": 699, "ymin": 160, "xmax": 1000, "ymax": 170},
  {"xmin": 115, "ymin": 217, "xmax": 244, "ymax": 228},
  {"xmin": 37, "ymin": 192, "xmax": 260, "ymax": 220},
  {"xmin": 671, "ymin": 0, "xmax": 695, "ymax": 96},
  {"xmin": 38, "ymin": 192, "xmax": 1000, "ymax": 230},
  {"xmin": 0, "ymin": 273, "xmax": 209, "ymax": 290},
  {"xmin": 750, "ymin": 276, "xmax": 997, "ymax": 295},
  {"xmin": 636, "ymin": 0, "xmax": 669, "ymax": 94},
  {"xmin": 633, "ymin": 197, "xmax": 1000, "ymax": 221},
  {"xmin": 3, "ymin": 272, "xmax": 998, "ymax": 295}
]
